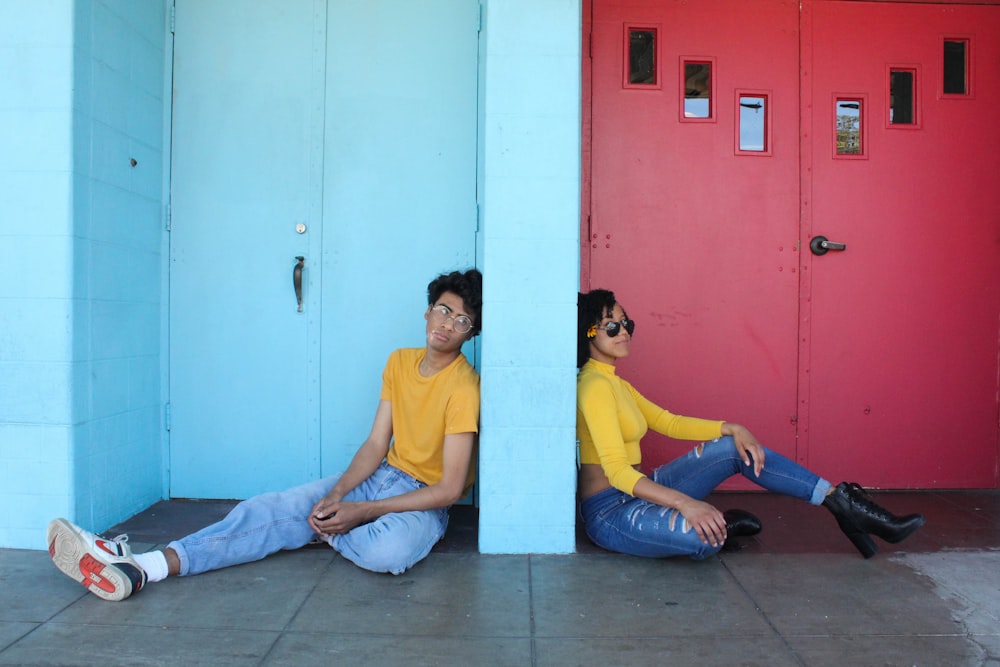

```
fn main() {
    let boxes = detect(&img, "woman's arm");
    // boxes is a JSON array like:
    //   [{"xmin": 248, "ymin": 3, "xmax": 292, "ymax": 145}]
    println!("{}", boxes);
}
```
[
  {"xmin": 630, "ymin": 477, "xmax": 728, "ymax": 547},
  {"xmin": 630, "ymin": 385, "xmax": 723, "ymax": 441},
  {"xmin": 720, "ymin": 422, "xmax": 766, "ymax": 477}
]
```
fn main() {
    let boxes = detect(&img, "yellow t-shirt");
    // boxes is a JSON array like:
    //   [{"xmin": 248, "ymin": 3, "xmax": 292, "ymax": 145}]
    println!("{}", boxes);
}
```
[
  {"xmin": 383, "ymin": 348, "xmax": 480, "ymax": 492},
  {"xmin": 576, "ymin": 358, "xmax": 723, "ymax": 494}
]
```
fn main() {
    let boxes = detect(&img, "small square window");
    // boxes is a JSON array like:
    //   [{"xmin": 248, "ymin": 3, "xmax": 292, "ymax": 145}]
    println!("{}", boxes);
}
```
[
  {"xmin": 680, "ymin": 57, "xmax": 716, "ymax": 122},
  {"xmin": 834, "ymin": 95, "xmax": 866, "ymax": 159},
  {"xmin": 888, "ymin": 67, "xmax": 919, "ymax": 128},
  {"xmin": 624, "ymin": 27, "xmax": 659, "ymax": 88},
  {"xmin": 736, "ymin": 91, "xmax": 771, "ymax": 156},
  {"xmin": 943, "ymin": 38, "xmax": 968, "ymax": 95}
]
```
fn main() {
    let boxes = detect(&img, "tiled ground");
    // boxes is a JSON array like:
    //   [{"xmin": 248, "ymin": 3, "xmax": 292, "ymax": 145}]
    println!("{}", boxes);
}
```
[{"xmin": 1, "ymin": 490, "xmax": 998, "ymax": 666}]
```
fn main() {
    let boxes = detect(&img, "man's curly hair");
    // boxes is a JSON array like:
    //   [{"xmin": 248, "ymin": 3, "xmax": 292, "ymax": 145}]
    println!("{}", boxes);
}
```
[{"xmin": 427, "ymin": 269, "xmax": 483, "ymax": 336}]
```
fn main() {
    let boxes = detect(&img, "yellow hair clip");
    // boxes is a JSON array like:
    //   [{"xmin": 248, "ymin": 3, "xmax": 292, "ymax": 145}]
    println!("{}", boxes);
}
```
[{"xmin": 586, "ymin": 325, "xmax": 597, "ymax": 339}]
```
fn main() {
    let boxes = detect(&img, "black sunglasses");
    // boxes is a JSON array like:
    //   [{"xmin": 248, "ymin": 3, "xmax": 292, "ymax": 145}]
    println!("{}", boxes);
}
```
[{"xmin": 599, "ymin": 318, "xmax": 635, "ymax": 337}]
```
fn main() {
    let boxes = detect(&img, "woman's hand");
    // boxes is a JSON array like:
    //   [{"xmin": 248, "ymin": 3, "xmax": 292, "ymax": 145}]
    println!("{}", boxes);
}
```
[
  {"xmin": 722, "ymin": 422, "xmax": 765, "ymax": 477},
  {"xmin": 676, "ymin": 497, "xmax": 727, "ymax": 547}
]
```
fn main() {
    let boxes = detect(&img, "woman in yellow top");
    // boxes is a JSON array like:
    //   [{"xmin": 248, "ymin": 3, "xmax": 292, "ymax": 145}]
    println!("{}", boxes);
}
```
[{"xmin": 577, "ymin": 288, "xmax": 924, "ymax": 559}]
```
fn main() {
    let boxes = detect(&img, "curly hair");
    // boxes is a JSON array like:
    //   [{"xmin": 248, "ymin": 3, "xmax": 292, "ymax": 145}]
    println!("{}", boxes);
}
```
[
  {"xmin": 427, "ymin": 268, "xmax": 483, "ymax": 336},
  {"xmin": 577, "ymin": 288, "xmax": 619, "ymax": 368}
]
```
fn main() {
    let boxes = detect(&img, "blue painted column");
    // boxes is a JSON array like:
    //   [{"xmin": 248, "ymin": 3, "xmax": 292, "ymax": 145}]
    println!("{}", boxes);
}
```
[
  {"xmin": 477, "ymin": 0, "xmax": 582, "ymax": 554},
  {"xmin": 0, "ymin": 0, "xmax": 167, "ymax": 549}
]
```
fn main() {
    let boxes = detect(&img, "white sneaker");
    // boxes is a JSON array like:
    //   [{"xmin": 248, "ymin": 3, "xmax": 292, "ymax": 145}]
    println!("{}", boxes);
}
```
[{"xmin": 47, "ymin": 518, "xmax": 147, "ymax": 602}]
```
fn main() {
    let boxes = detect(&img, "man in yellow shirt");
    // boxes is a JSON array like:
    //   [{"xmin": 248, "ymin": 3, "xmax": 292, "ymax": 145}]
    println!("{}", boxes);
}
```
[{"xmin": 47, "ymin": 269, "xmax": 482, "ymax": 601}]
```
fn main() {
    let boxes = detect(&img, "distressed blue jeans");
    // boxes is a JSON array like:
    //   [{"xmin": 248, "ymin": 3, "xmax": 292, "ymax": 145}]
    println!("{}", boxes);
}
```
[
  {"xmin": 579, "ymin": 436, "xmax": 831, "ymax": 560},
  {"xmin": 169, "ymin": 462, "xmax": 448, "ymax": 576}
]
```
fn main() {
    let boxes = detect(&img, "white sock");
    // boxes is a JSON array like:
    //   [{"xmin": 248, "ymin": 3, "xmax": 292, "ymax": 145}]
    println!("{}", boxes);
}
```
[{"xmin": 133, "ymin": 550, "xmax": 169, "ymax": 583}]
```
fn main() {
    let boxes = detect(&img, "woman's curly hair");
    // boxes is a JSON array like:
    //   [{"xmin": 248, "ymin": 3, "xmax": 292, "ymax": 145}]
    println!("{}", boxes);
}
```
[{"xmin": 577, "ymin": 288, "xmax": 618, "ymax": 368}]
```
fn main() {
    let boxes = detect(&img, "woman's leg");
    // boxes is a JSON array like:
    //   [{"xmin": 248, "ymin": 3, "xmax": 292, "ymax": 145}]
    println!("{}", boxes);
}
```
[
  {"xmin": 580, "ymin": 488, "xmax": 721, "ymax": 560},
  {"xmin": 653, "ymin": 437, "xmax": 831, "ymax": 505},
  {"xmin": 169, "ymin": 475, "xmax": 335, "ymax": 576}
]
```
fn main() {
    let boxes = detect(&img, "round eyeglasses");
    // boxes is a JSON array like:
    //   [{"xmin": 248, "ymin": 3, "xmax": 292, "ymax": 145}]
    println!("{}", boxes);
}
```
[
  {"xmin": 597, "ymin": 318, "xmax": 635, "ymax": 338},
  {"xmin": 428, "ymin": 304, "xmax": 474, "ymax": 334}
]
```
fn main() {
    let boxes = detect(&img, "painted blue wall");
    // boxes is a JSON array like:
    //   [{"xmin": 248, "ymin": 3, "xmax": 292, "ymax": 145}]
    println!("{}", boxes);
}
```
[
  {"xmin": 478, "ymin": 0, "xmax": 581, "ymax": 554},
  {"xmin": 0, "ymin": 0, "xmax": 166, "ymax": 549},
  {"xmin": 0, "ymin": 0, "xmax": 581, "ymax": 554}
]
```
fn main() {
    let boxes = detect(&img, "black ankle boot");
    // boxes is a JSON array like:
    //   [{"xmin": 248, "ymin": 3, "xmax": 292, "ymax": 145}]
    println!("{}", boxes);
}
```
[
  {"xmin": 822, "ymin": 482, "xmax": 925, "ymax": 558},
  {"xmin": 723, "ymin": 509, "xmax": 762, "ymax": 538},
  {"xmin": 720, "ymin": 509, "xmax": 761, "ymax": 552}
]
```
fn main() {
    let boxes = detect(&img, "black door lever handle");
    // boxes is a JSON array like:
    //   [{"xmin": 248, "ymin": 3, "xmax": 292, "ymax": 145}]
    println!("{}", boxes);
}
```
[{"xmin": 809, "ymin": 235, "xmax": 846, "ymax": 256}]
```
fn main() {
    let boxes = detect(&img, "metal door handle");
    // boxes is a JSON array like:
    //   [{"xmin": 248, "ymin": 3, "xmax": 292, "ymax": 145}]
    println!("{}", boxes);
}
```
[
  {"xmin": 809, "ymin": 235, "xmax": 846, "ymax": 256},
  {"xmin": 293, "ymin": 256, "xmax": 305, "ymax": 312}
]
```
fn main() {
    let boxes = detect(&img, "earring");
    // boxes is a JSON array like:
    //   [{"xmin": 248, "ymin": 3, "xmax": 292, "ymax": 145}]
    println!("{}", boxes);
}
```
[{"xmin": 587, "ymin": 325, "xmax": 597, "ymax": 339}]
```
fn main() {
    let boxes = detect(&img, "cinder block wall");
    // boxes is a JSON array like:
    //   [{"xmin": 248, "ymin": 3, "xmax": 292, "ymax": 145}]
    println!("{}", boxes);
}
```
[
  {"xmin": 477, "ymin": 0, "xmax": 582, "ymax": 554},
  {"xmin": 0, "ymin": 0, "xmax": 167, "ymax": 548}
]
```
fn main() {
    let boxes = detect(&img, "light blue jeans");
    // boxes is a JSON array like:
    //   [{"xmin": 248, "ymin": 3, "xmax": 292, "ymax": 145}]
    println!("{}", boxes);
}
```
[
  {"xmin": 580, "ymin": 436, "xmax": 831, "ymax": 560},
  {"xmin": 168, "ymin": 462, "xmax": 448, "ymax": 576}
]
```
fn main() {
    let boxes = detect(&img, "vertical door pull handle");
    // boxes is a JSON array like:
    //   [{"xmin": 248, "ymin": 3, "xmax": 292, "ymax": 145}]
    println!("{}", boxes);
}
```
[{"xmin": 293, "ymin": 256, "xmax": 305, "ymax": 312}]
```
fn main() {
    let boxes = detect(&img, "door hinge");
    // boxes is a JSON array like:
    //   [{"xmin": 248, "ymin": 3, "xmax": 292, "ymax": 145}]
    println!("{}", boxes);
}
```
[
  {"xmin": 164, "ymin": 402, "xmax": 172, "ymax": 431},
  {"xmin": 476, "ymin": 202, "xmax": 481, "ymax": 233},
  {"xmin": 477, "ymin": 2, "xmax": 484, "ymax": 33},
  {"xmin": 169, "ymin": 0, "xmax": 176, "ymax": 34},
  {"xmin": 164, "ymin": 201, "xmax": 171, "ymax": 231}
]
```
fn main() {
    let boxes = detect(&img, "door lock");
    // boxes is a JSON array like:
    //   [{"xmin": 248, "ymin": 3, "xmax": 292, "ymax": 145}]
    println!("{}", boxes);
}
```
[{"xmin": 809, "ymin": 235, "xmax": 846, "ymax": 256}]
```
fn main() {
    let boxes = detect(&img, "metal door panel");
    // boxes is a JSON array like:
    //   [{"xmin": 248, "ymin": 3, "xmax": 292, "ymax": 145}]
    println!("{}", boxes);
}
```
[
  {"xmin": 319, "ymin": 1, "xmax": 480, "ymax": 474},
  {"xmin": 169, "ymin": 0, "xmax": 325, "ymax": 498},
  {"xmin": 802, "ymin": 1, "xmax": 1000, "ymax": 487},
  {"xmin": 169, "ymin": 1, "xmax": 480, "ymax": 497},
  {"xmin": 589, "ymin": 0, "xmax": 802, "ymax": 482},
  {"xmin": 589, "ymin": 0, "xmax": 1000, "ymax": 487}
]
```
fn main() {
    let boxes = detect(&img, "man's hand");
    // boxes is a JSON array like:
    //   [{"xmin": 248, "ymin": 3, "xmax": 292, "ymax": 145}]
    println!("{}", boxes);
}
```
[
  {"xmin": 309, "ymin": 500, "xmax": 373, "ymax": 536},
  {"xmin": 721, "ymin": 422, "xmax": 765, "ymax": 477}
]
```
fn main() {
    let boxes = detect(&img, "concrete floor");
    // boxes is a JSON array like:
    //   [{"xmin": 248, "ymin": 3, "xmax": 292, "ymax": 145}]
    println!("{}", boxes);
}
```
[{"xmin": 2, "ymin": 490, "xmax": 999, "ymax": 666}]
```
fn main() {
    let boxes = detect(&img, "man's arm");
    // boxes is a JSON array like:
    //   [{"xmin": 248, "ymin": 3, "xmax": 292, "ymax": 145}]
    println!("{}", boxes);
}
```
[
  {"xmin": 308, "ymin": 400, "xmax": 393, "ymax": 532},
  {"xmin": 310, "ymin": 430, "xmax": 476, "ymax": 536}
]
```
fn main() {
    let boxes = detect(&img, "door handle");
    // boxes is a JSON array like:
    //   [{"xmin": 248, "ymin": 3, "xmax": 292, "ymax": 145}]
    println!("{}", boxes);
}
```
[
  {"xmin": 293, "ymin": 256, "xmax": 305, "ymax": 312},
  {"xmin": 809, "ymin": 235, "xmax": 846, "ymax": 256}
]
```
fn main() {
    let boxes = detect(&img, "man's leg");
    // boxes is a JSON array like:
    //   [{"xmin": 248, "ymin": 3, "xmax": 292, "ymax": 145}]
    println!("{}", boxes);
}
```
[
  {"xmin": 47, "ymin": 519, "xmax": 148, "ymax": 602},
  {"xmin": 332, "ymin": 507, "xmax": 449, "ymax": 575},
  {"xmin": 48, "ymin": 474, "xmax": 338, "ymax": 601},
  {"xmin": 330, "ymin": 462, "xmax": 449, "ymax": 575},
  {"xmin": 169, "ymin": 475, "xmax": 335, "ymax": 576}
]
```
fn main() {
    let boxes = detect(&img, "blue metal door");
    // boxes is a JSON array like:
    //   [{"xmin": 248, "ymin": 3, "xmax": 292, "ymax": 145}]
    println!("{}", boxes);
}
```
[
  {"xmin": 169, "ymin": 0, "xmax": 480, "ymax": 498},
  {"xmin": 319, "ymin": 1, "xmax": 480, "ymax": 475}
]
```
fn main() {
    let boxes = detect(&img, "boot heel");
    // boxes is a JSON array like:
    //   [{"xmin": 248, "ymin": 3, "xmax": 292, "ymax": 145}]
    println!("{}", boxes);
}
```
[{"xmin": 839, "ymin": 520, "xmax": 878, "ymax": 558}]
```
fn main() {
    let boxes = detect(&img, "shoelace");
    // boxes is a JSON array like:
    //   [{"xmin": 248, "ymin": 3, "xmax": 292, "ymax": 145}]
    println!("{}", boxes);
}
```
[{"xmin": 845, "ymin": 483, "xmax": 893, "ymax": 520}]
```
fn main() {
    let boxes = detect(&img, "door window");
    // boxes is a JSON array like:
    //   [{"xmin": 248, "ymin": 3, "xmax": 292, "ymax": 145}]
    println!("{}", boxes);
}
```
[
  {"xmin": 834, "ymin": 96, "xmax": 865, "ymax": 157},
  {"xmin": 625, "ymin": 26, "xmax": 659, "ymax": 87},
  {"xmin": 942, "ymin": 38, "xmax": 970, "ymax": 96},
  {"xmin": 681, "ymin": 58, "xmax": 714, "ymax": 120},
  {"xmin": 888, "ymin": 67, "xmax": 918, "ymax": 127},
  {"xmin": 736, "ymin": 91, "xmax": 770, "ymax": 154}
]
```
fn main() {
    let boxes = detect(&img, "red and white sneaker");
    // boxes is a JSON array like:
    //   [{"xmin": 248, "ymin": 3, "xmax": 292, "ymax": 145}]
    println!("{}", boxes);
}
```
[{"xmin": 47, "ymin": 518, "xmax": 147, "ymax": 602}]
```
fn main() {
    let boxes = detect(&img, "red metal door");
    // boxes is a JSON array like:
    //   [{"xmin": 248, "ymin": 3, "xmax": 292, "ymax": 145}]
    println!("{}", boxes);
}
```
[
  {"xmin": 587, "ymin": 0, "xmax": 1000, "ymax": 488},
  {"xmin": 588, "ymin": 0, "xmax": 802, "ymax": 482},
  {"xmin": 801, "ymin": 1, "xmax": 1000, "ymax": 487}
]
